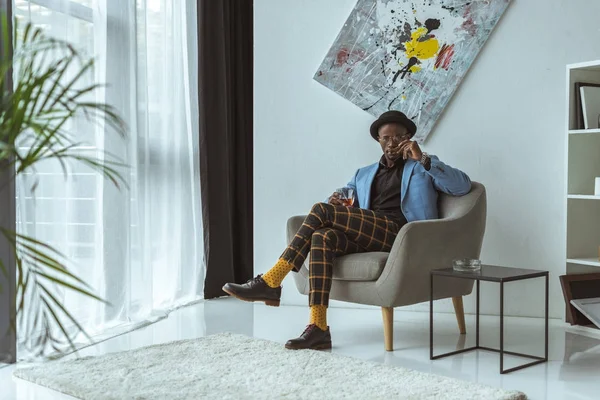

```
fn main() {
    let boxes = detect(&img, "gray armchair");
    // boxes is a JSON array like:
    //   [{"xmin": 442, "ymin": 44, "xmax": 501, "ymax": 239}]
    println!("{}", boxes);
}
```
[{"xmin": 286, "ymin": 182, "xmax": 486, "ymax": 351}]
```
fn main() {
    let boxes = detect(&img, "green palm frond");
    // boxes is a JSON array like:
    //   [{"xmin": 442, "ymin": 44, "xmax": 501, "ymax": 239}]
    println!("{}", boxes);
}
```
[
  {"xmin": 1, "ymin": 17, "xmax": 127, "ymax": 182},
  {"xmin": 1, "ymin": 229, "xmax": 110, "ymax": 354},
  {"xmin": 0, "ymin": 14, "xmax": 128, "ymax": 357}
]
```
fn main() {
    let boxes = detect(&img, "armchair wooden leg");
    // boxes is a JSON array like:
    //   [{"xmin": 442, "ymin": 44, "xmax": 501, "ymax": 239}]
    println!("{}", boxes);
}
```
[
  {"xmin": 452, "ymin": 296, "xmax": 466, "ymax": 335},
  {"xmin": 382, "ymin": 307, "xmax": 394, "ymax": 352}
]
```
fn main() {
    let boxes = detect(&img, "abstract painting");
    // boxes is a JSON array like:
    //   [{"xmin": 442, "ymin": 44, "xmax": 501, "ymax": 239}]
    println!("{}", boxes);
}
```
[{"xmin": 314, "ymin": 0, "xmax": 511, "ymax": 142}]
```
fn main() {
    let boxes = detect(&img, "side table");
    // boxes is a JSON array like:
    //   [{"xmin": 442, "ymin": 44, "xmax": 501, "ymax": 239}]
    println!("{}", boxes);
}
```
[{"xmin": 430, "ymin": 265, "xmax": 549, "ymax": 374}]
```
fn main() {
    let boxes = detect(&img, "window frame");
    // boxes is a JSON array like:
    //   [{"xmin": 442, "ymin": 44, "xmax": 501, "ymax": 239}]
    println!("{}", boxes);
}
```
[
  {"xmin": 0, "ymin": 0, "xmax": 17, "ymax": 365},
  {"xmin": 23, "ymin": 0, "xmax": 93, "ymax": 23}
]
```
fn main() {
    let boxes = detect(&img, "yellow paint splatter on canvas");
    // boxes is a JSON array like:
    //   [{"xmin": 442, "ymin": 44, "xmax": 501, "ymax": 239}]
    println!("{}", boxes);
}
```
[{"xmin": 404, "ymin": 27, "xmax": 439, "ymax": 60}]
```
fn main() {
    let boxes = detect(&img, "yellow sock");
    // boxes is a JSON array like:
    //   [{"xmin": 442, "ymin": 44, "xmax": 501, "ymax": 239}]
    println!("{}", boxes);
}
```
[
  {"xmin": 262, "ymin": 259, "xmax": 294, "ymax": 288},
  {"xmin": 309, "ymin": 305, "xmax": 328, "ymax": 330}
]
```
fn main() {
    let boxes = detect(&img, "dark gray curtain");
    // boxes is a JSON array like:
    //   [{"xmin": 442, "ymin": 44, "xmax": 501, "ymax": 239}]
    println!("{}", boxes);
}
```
[
  {"xmin": 198, "ymin": 0, "xmax": 254, "ymax": 298},
  {"xmin": 0, "ymin": 0, "xmax": 16, "ymax": 363}
]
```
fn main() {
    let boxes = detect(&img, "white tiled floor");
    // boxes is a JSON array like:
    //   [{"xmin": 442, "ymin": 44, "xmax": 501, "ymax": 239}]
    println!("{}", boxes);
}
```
[{"xmin": 2, "ymin": 298, "xmax": 600, "ymax": 399}]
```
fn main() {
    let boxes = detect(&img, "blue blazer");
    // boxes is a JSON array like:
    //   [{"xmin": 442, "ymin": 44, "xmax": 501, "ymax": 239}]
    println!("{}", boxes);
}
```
[{"xmin": 345, "ymin": 155, "xmax": 471, "ymax": 222}]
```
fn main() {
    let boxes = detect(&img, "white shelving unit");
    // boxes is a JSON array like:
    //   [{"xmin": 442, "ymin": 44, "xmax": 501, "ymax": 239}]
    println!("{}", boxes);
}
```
[{"xmin": 565, "ymin": 61, "xmax": 600, "ymax": 276}]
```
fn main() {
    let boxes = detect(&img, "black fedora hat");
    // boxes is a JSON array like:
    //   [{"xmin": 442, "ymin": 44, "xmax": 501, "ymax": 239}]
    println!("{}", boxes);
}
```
[{"xmin": 369, "ymin": 111, "xmax": 417, "ymax": 141}]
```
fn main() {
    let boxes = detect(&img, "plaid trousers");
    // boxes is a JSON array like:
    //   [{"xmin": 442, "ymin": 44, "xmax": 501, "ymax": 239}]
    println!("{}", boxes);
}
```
[{"xmin": 281, "ymin": 202, "xmax": 401, "ymax": 306}]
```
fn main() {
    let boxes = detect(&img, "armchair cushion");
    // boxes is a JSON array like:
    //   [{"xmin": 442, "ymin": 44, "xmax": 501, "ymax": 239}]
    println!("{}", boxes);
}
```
[{"xmin": 331, "ymin": 252, "xmax": 389, "ymax": 281}]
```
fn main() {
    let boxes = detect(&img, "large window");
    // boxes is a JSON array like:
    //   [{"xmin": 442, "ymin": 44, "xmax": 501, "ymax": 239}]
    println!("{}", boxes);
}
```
[
  {"xmin": 14, "ymin": 0, "xmax": 171, "ymax": 286},
  {"xmin": 14, "ymin": 0, "xmax": 203, "ymax": 357}
]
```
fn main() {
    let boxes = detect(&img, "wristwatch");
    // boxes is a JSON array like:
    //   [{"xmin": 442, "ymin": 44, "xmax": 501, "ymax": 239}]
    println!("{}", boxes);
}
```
[{"xmin": 420, "ymin": 152, "xmax": 431, "ymax": 170}]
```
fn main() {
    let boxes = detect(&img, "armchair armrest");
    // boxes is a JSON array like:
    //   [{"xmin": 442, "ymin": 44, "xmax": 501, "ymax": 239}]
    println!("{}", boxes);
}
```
[
  {"xmin": 287, "ymin": 215, "xmax": 307, "ymax": 245},
  {"xmin": 376, "ymin": 199, "xmax": 485, "ymax": 306}
]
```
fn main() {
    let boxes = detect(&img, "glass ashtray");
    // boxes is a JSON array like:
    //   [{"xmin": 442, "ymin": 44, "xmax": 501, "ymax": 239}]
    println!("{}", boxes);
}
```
[{"xmin": 452, "ymin": 258, "xmax": 482, "ymax": 272}]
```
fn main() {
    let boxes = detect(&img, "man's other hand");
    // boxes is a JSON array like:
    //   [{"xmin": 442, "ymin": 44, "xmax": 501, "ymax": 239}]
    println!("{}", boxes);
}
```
[{"xmin": 328, "ymin": 192, "xmax": 344, "ymax": 206}]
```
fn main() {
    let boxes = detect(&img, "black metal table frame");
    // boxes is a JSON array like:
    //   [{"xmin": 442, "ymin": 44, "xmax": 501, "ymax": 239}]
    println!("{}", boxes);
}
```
[{"xmin": 429, "ymin": 271, "xmax": 549, "ymax": 374}]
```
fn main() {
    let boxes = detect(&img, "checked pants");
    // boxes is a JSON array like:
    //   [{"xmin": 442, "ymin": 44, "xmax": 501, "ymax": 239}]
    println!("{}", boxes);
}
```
[{"xmin": 281, "ymin": 202, "xmax": 401, "ymax": 306}]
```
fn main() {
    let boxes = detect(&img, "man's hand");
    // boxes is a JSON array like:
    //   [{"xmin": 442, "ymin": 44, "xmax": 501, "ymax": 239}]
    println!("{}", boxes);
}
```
[
  {"xmin": 397, "ymin": 140, "xmax": 423, "ymax": 161},
  {"xmin": 328, "ymin": 192, "xmax": 344, "ymax": 206}
]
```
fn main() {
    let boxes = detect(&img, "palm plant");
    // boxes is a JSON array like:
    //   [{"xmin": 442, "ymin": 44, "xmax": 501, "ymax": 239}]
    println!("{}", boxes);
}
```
[{"xmin": 0, "ymin": 16, "xmax": 126, "ymax": 357}]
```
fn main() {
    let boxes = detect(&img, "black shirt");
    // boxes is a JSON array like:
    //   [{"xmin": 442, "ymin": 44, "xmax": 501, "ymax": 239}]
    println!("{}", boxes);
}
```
[{"xmin": 370, "ymin": 156, "xmax": 408, "ymax": 226}]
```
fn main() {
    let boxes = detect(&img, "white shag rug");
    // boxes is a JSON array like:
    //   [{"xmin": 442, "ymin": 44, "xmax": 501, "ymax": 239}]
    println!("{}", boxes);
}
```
[{"xmin": 14, "ymin": 333, "xmax": 526, "ymax": 400}]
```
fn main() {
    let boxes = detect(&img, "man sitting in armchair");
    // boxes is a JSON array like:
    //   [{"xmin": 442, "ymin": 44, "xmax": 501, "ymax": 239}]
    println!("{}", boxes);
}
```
[{"xmin": 223, "ymin": 110, "xmax": 471, "ymax": 350}]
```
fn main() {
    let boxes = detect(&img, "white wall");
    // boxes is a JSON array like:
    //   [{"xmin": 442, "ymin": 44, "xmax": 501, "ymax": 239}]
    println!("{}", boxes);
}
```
[{"xmin": 254, "ymin": 0, "xmax": 600, "ymax": 319}]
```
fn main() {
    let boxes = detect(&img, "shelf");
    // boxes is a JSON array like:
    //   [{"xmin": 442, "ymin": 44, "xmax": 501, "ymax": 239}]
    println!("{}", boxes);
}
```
[
  {"xmin": 568, "ymin": 60, "xmax": 600, "ymax": 71},
  {"xmin": 567, "ymin": 258, "xmax": 600, "ymax": 267},
  {"xmin": 568, "ymin": 129, "xmax": 600, "ymax": 135},
  {"xmin": 568, "ymin": 195, "xmax": 600, "ymax": 200}
]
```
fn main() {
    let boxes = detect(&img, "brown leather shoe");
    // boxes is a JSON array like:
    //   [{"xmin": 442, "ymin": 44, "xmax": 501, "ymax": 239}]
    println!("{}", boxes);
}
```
[
  {"xmin": 222, "ymin": 275, "xmax": 281, "ymax": 307},
  {"xmin": 285, "ymin": 324, "xmax": 332, "ymax": 350}
]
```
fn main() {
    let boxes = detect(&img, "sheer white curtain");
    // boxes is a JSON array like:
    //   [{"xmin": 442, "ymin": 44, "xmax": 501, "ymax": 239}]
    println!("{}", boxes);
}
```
[{"xmin": 15, "ymin": 0, "xmax": 204, "ymax": 357}]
